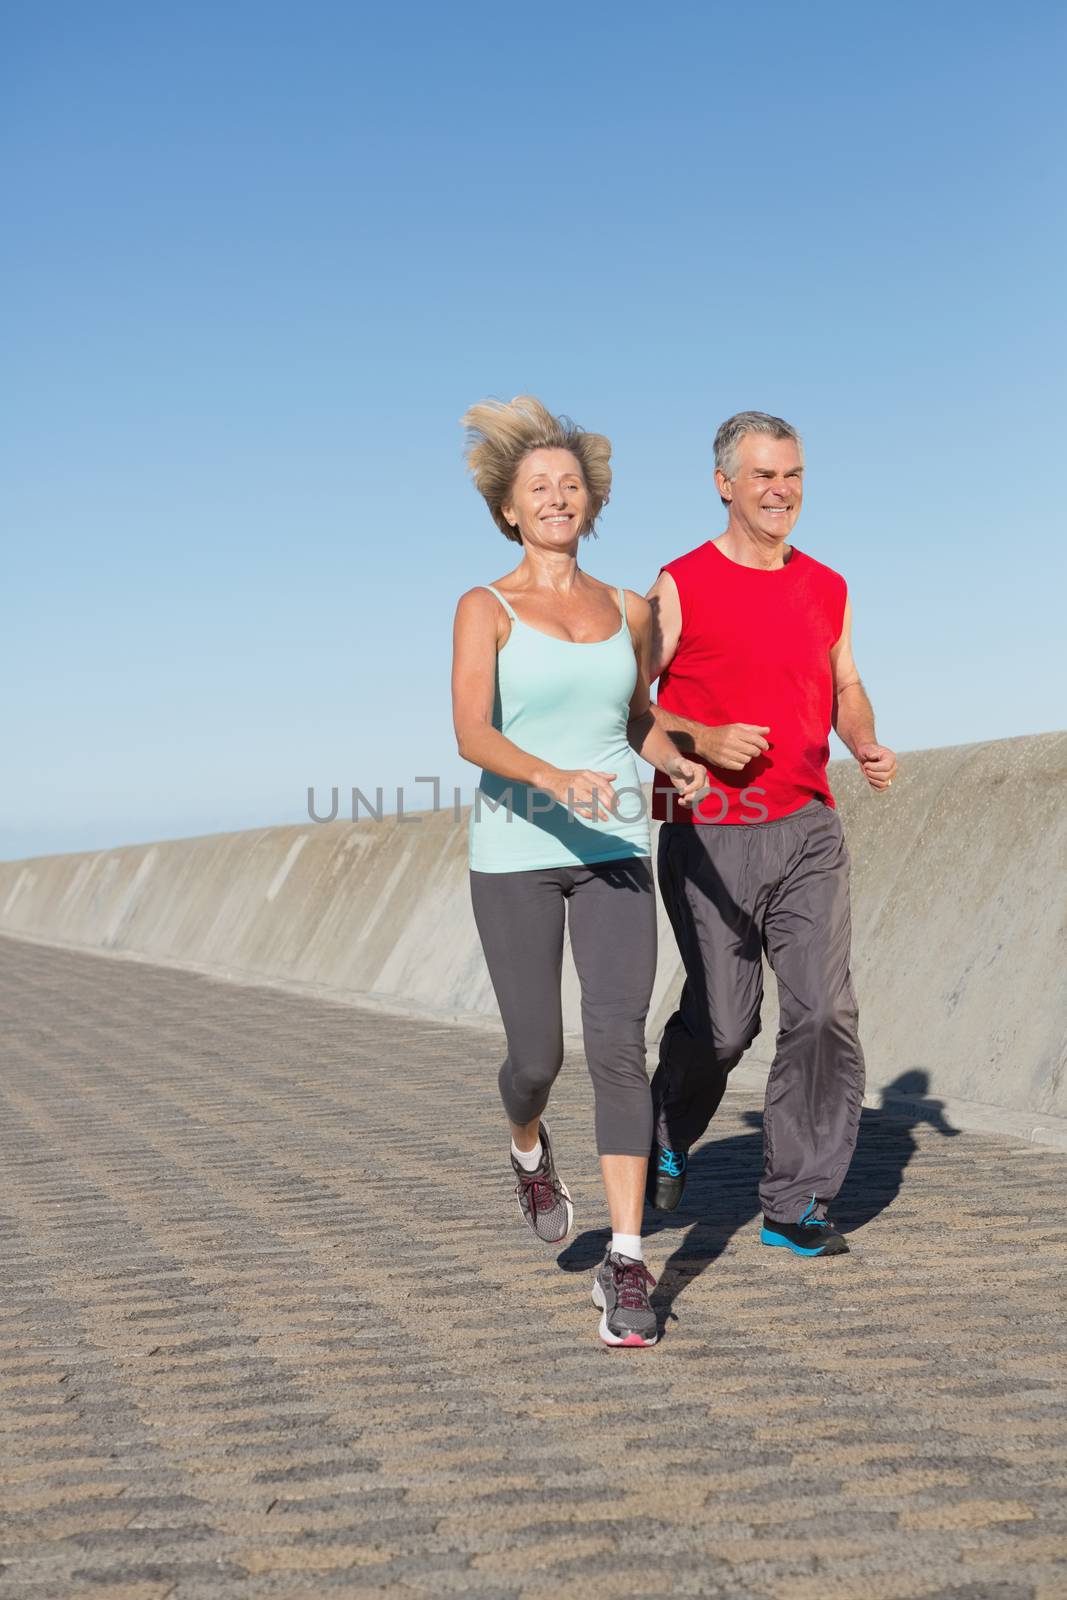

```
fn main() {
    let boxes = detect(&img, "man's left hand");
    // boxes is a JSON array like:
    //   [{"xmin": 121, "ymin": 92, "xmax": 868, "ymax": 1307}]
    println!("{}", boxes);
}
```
[{"xmin": 856, "ymin": 743, "xmax": 897, "ymax": 792}]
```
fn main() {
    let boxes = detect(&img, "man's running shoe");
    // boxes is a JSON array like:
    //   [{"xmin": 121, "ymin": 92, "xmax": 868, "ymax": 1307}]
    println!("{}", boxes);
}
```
[
  {"xmin": 760, "ymin": 1196, "xmax": 848, "ymax": 1257},
  {"xmin": 510, "ymin": 1121, "xmax": 573, "ymax": 1245},
  {"xmin": 645, "ymin": 1143, "xmax": 688, "ymax": 1212},
  {"xmin": 591, "ymin": 1251, "xmax": 658, "ymax": 1347}
]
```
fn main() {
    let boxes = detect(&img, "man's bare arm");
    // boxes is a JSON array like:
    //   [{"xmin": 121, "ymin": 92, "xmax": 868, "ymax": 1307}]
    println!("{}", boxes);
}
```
[
  {"xmin": 645, "ymin": 568, "xmax": 770, "ymax": 770},
  {"xmin": 830, "ymin": 598, "xmax": 897, "ymax": 791},
  {"xmin": 646, "ymin": 570, "xmax": 682, "ymax": 684},
  {"xmin": 833, "ymin": 682, "xmax": 877, "ymax": 757},
  {"xmin": 651, "ymin": 704, "xmax": 771, "ymax": 772}
]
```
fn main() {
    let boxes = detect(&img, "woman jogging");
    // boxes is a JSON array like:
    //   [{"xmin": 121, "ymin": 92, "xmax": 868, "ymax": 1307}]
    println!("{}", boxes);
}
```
[{"xmin": 451, "ymin": 395, "xmax": 705, "ymax": 1347}]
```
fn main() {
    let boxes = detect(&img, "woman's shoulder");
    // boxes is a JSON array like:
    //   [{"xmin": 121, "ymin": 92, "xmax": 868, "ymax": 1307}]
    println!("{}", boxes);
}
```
[
  {"xmin": 457, "ymin": 582, "xmax": 507, "ymax": 611},
  {"xmin": 620, "ymin": 587, "xmax": 651, "ymax": 629},
  {"xmin": 454, "ymin": 585, "xmax": 514, "ymax": 644}
]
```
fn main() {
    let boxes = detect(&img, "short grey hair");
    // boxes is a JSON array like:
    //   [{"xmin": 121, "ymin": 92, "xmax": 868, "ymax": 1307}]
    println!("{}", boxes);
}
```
[{"xmin": 714, "ymin": 411, "xmax": 804, "ymax": 484}]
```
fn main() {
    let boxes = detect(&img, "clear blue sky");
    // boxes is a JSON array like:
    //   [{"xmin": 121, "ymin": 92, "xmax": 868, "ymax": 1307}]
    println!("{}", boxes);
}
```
[{"xmin": 3, "ymin": 0, "xmax": 1064, "ymax": 860}]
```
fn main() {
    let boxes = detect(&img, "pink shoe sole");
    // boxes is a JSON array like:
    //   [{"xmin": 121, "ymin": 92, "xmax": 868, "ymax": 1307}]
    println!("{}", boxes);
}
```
[{"xmin": 600, "ymin": 1331, "xmax": 657, "ymax": 1349}]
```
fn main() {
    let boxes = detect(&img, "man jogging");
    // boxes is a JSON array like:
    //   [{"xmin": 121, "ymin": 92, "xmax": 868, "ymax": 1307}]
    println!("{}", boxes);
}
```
[{"xmin": 646, "ymin": 411, "xmax": 897, "ymax": 1256}]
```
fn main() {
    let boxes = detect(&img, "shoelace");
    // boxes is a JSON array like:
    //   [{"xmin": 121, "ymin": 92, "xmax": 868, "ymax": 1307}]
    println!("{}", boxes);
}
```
[
  {"xmin": 657, "ymin": 1148, "xmax": 686, "ymax": 1178},
  {"xmin": 611, "ymin": 1258, "xmax": 657, "ymax": 1310},
  {"xmin": 516, "ymin": 1168, "xmax": 562, "ymax": 1217},
  {"xmin": 799, "ymin": 1194, "xmax": 828, "ymax": 1230}
]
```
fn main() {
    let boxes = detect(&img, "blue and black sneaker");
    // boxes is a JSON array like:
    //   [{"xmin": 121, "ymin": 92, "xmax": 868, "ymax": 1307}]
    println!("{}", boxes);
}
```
[
  {"xmin": 645, "ymin": 1143, "xmax": 688, "ymax": 1212},
  {"xmin": 760, "ymin": 1196, "xmax": 848, "ymax": 1257}
]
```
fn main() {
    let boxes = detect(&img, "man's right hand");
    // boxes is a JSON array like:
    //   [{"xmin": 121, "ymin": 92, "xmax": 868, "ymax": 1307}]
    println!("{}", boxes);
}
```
[{"xmin": 702, "ymin": 724, "xmax": 771, "ymax": 772}]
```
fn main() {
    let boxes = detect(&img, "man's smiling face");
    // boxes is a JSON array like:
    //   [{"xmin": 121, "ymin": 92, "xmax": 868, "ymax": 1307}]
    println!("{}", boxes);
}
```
[{"xmin": 716, "ymin": 433, "xmax": 805, "ymax": 544}]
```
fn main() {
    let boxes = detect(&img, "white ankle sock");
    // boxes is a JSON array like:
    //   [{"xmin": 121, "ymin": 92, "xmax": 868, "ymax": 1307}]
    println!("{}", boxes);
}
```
[
  {"xmin": 611, "ymin": 1233, "xmax": 643, "ymax": 1261},
  {"xmin": 511, "ymin": 1138, "xmax": 543, "ymax": 1172}
]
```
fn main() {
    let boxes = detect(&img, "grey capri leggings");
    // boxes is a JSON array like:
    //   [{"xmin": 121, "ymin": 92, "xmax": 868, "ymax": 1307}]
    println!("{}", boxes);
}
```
[{"xmin": 469, "ymin": 857, "xmax": 657, "ymax": 1156}]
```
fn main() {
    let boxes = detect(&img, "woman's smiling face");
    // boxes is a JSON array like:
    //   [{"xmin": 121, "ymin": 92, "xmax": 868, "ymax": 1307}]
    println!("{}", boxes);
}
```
[{"xmin": 503, "ymin": 449, "xmax": 590, "ymax": 546}]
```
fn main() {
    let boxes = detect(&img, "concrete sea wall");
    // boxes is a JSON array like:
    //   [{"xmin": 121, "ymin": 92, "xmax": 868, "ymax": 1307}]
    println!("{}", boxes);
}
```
[{"xmin": 2, "ymin": 733, "xmax": 1065, "ymax": 1146}]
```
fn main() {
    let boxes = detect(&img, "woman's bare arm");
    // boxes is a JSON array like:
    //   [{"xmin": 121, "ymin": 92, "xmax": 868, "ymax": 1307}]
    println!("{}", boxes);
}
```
[{"xmin": 451, "ymin": 588, "xmax": 618, "ymax": 818}]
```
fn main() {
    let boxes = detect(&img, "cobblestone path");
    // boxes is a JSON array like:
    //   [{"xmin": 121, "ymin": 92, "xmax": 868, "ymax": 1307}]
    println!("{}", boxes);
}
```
[{"xmin": 2, "ymin": 934, "xmax": 1066, "ymax": 1599}]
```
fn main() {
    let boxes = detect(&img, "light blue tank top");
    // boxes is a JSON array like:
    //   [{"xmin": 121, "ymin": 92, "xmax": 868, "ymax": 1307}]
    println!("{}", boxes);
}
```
[{"xmin": 468, "ymin": 583, "xmax": 652, "ymax": 873}]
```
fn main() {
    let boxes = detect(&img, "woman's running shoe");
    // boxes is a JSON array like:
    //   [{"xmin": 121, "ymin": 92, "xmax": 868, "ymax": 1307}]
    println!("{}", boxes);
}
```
[
  {"xmin": 591, "ymin": 1251, "xmax": 658, "ymax": 1347},
  {"xmin": 510, "ymin": 1121, "xmax": 573, "ymax": 1244},
  {"xmin": 645, "ymin": 1142, "xmax": 688, "ymax": 1211}
]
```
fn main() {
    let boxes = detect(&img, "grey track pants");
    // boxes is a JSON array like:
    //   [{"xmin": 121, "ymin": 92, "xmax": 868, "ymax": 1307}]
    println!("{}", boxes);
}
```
[
  {"xmin": 651, "ymin": 802, "xmax": 865, "ymax": 1222},
  {"xmin": 469, "ymin": 858, "xmax": 657, "ymax": 1156}
]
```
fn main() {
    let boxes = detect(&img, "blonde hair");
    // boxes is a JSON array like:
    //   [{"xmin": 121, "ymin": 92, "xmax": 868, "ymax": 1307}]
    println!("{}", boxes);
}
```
[{"xmin": 462, "ymin": 395, "xmax": 612, "ymax": 543}]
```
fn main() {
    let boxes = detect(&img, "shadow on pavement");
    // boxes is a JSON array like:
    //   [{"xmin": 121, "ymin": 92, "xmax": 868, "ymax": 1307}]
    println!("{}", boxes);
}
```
[{"xmin": 557, "ymin": 1069, "xmax": 959, "ymax": 1335}]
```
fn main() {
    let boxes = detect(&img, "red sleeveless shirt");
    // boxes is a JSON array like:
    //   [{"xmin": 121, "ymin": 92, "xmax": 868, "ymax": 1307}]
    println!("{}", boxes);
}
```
[{"xmin": 651, "ymin": 540, "xmax": 848, "ymax": 826}]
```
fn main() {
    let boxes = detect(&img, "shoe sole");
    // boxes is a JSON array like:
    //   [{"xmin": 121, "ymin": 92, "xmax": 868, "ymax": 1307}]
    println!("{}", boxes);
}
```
[
  {"xmin": 516, "ymin": 1179, "xmax": 574, "ymax": 1245},
  {"xmin": 590, "ymin": 1280, "xmax": 658, "ymax": 1347},
  {"xmin": 760, "ymin": 1225, "xmax": 849, "ymax": 1257}
]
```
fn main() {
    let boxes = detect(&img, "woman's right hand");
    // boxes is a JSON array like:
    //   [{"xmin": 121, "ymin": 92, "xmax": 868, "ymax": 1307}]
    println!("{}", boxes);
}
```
[{"xmin": 535, "ymin": 767, "xmax": 619, "ymax": 821}]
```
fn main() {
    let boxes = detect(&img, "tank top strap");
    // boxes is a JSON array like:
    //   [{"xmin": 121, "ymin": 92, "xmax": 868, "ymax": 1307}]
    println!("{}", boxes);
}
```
[
  {"xmin": 616, "ymin": 585, "xmax": 626, "ymax": 624},
  {"xmin": 482, "ymin": 583, "xmax": 517, "ymax": 622}
]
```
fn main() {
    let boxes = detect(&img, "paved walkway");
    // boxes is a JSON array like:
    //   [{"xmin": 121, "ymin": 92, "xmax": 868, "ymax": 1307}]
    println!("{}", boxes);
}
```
[{"xmin": 1, "ymin": 934, "xmax": 1066, "ymax": 1600}]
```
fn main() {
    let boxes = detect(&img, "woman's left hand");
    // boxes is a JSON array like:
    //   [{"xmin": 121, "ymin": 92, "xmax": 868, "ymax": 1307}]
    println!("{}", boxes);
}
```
[{"xmin": 666, "ymin": 755, "xmax": 708, "ymax": 809}]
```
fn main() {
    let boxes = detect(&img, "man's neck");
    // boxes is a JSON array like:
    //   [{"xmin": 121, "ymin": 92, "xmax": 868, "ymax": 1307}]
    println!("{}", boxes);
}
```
[{"xmin": 714, "ymin": 528, "xmax": 791, "ymax": 571}]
